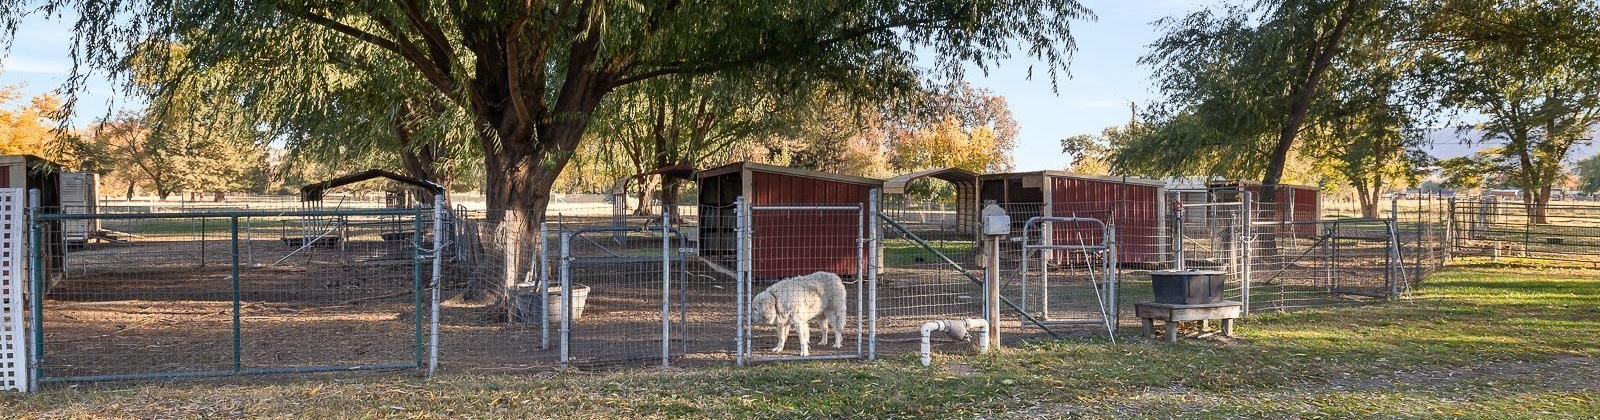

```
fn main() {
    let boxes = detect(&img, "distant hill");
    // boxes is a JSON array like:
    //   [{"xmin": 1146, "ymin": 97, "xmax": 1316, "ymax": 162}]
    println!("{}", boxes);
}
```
[{"xmin": 1423, "ymin": 127, "xmax": 1600, "ymax": 164}]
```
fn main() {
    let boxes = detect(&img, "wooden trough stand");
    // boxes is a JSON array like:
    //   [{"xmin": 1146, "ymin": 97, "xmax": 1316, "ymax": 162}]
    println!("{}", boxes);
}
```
[{"xmin": 1135, "ymin": 300, "xmax": 1241, "ymax": 343}]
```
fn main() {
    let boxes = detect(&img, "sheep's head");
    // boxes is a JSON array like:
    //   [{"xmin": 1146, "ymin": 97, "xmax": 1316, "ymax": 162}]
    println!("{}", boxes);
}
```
[{"xmin": 750, "ymin": 291, "xmax": 777, "ymax": 325}]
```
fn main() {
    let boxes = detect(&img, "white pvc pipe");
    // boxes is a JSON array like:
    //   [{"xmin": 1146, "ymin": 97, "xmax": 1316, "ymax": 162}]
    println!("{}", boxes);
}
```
[
  {"xmin": 919, "ymin": 321, "xmax": 944, "ymax": 367},
  {"xmin": 919, "ymin": 319, "xmax": 990, "ymax": 367}
]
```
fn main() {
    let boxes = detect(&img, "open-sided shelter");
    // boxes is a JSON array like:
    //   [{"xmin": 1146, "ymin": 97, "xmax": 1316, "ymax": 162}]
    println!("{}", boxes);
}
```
[
  {"xmin": 883, "ymin": 167, "xmax": 978, "ymax": 236},
  {"xmin": 697, "ymin": 162, "xmax": 882, "ymax": 278},
  {"xmin": 976, "ymin": 171, "xmax": 1169, "ymax": 264}
]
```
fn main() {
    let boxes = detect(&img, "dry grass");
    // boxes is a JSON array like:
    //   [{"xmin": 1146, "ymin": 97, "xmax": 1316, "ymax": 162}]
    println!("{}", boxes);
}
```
[{"xmin": 5, "ymin": 261, "xmax": 1599, "ymax": 418}]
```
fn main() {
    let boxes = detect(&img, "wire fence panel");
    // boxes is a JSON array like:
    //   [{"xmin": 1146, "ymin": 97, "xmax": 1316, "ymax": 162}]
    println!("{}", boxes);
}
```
[
  {"xmin": 882, "ymin": 197, "xmax": 970, "ymax": 242},
  {"xmin": 875, "ymin": 214, "xmax": 986, "ymax": 357},
  {"xmin": 432, "ymin": 212, "xmax": 550, "ymax": 371},
  {"xmin": 1169, "ymin": 192, "xmax": 1249, "ymax": 302},
  {"xmin": 740, "ymin": 205, "xmax": 867, "ymax": 363},
  {"xmin": 556, "ymin": 216, "xmax": 684, "ymax": 368},
  {"xmin": 1449, "ymin": 199, "xmax": 1600, "ymax": 264},
  {"xmin": 1018, "ymin": 216, "xmax": 1117, "ymax": 339},
  {"xmin": 1245, "ymin": 215, "xmax": 1399, "ymax": 311},
  {"xmin": 31, "ymin": 209, "xmax": 430, "ymax": 383},
  {"xmin": 981, "ymin": 202, "xmax": 1123, "ymax": 337}
]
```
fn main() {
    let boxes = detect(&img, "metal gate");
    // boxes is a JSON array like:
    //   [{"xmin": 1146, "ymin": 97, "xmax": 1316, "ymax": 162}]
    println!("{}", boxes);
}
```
[
  {"xmin": 1170, "ymin": 193, "xmax": 1251, "ymax": 309},
  {"xmin": 1014, "ymin": 216, "xmax": 1117, "ymax": 338},
  {"xmin": 556, "ymin": 215, "xmax": 688, "ymax": 367},
  {"xmin": 28, "ymin": 207, "xmax": 435, "ymax": 383},
  {"xmin": 737, "ymin": 202, "xmax": 874, "ymax": 364}
]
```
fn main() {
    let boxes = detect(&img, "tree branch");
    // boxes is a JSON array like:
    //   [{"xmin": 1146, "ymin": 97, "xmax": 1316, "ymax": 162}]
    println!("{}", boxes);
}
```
[
  {"xmin": 285, "ymin": 7, "xmax": 460, "ymax": 98},
  {"xmin": 611, "ymin": 16, "xmax": 949, "ymax": 88}
]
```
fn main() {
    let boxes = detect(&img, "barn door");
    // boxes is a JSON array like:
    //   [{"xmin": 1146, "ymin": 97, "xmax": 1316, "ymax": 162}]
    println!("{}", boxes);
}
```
[{"xmin": 737, "ymin": 203, "xmax": 869, "ymax": 364}]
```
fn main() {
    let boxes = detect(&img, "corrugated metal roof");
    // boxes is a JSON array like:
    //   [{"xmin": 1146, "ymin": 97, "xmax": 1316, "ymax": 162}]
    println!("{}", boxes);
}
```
[
  {"xmin": 698, "ymin": 161, "xmax": 884, "ymax": 186},
  {"xmin": 883, "ymin": 167, "xmax": 978, "ymax": 194},
  {"xmin": 978, "ymin": 170, "xmax": 1168, "ymax": 187}
]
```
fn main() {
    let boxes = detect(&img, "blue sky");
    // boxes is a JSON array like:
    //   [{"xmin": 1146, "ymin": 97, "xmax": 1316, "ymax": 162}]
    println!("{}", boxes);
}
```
[{"xmin": 964, "ymin": 0, "xmax": 1206, "ymax": 171}]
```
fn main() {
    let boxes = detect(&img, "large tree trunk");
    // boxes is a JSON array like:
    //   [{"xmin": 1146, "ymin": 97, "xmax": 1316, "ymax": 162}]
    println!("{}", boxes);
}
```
[
  {"xmin": 661, "ymin": 176, "xmax": 684, "ymax": 219},
  {"xmin": 1526, "ymin": 185, "xmax": 1551, "ymax": 225},
  {"xmin": 1258, "ymin": 0, "xmax": 1362, "ymax": 258},
  {"xmin": 632, "ymin": 176, "xmax": 658, "ymax": 216},
  {"xmin": 1355, "ymin": 181, "xmax": 1379, "ymax": 219},
  {"xmin": 464, "ymin": 150, "xmax": 555, "ymax": 304}
]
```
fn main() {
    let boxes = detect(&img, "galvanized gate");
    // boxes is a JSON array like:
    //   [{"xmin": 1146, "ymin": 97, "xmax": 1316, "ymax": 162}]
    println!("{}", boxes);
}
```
[
  {"xmin": 1170, "ymin": 193, "xmax": 1251, "ymax": 309},
  {"xmin": 556, "ymin": 215, "xmax": 689, "ymax": 367},
  {"xmin": 1014, "ymin": 216, "xmax": 1117, "ymax": 338},
  {"xmin": 737, "ymin": 201, "xmax": 875, "ymax": 364}
]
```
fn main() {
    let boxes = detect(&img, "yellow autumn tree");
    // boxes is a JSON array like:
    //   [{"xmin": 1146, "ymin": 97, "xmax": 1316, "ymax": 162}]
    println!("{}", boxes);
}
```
[
  {"xmin": 0, "ymin": 85, "xmax": 64, "ymax": 159},
  {"xmin": 890, "ymin": 116, "xmax": 1003, "ymax": 173}
]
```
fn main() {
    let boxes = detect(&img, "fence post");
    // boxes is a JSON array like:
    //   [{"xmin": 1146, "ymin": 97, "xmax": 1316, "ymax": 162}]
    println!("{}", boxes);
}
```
[
  {"xmin": 539, "ymin": 222, "xmax": 550, "ymax": 350},
  {"xmin": 413, "ymin": 209, "xmax": 425, "ymax": 371},
  {"xmin": 1107, "ymin": 225, "xmax": 1118, "ymax": 328},
  {"xmin": 867, "ymin": 189, "xmax": 879, "ymax": 361},
  {"xmin": 986, "ymin": 234, "xmax": 1001, "ymax": 348},
  {"xmin": 230, "ymin": 216, "xmax": 242, "ymax": 374},
  {"xmin": 733, "ymin": 197, "xmax": 746, "ymax": 367},
  {"xmin": 1173, "ymin": 197, "xmax": 1185, "ymax": 271},
  {"xmin": 1414, "ymin": 194, "xmax": 1424, "ymax": 284},
  {"xmin": 430, "ymin": 195, "xmax": 443, "ymax": 376},
  {"xmin": 1241, "ymin": 191, "xmax": 1253, "ymax": 315},
  {"xmin": 660, "ymin": 211, "xmax": 670, "ymax": 369},
  {"xmin": 27, "ymin": 189, "xmax": 43, "ymax": 386},
  {"xmin": 1445, "ymin": 197, "xmax": 1456, "ymax": 260},
  {"xmin": 559, "ymin": 231, "xmax": 572, "ymax": 368}
]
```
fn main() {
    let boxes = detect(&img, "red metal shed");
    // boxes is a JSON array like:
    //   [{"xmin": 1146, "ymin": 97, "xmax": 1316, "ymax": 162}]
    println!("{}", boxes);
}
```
[
  {"xmin": 697, "ymin": 162, "xmax": 881, "ymax": 279},
  {"xmin": 976, "ymin": 171, "xmax": 1168, "ymax": 264},
  {"xmin": 1207, "ymin": 180, "xmax": 1321, "ymax": 236}
]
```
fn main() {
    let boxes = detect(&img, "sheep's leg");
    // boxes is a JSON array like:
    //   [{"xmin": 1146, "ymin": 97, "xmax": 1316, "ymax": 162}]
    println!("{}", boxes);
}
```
[
  {"xmin": 831, "ymin": 313, "xmax": 844, "ymax": 349},
  {"xmin": 815, "ymin": 317, "xmax": 831, "ymax": 346},
  {"xmin": 771, "ymin": 316, "xmax": 789, "ymax": 353},
  {"xmin": 795, "ymin": 319, "xmax": 811, "ymax": 356}
]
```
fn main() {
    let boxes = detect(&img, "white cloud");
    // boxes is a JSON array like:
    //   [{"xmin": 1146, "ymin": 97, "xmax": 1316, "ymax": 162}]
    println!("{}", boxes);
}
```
[{"xmin": 0, "ymin": 55, "xmax": 70, "ymax": 75}]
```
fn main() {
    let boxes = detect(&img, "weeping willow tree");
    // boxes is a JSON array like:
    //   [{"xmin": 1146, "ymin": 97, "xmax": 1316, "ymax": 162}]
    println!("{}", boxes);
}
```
[
  {"xmin": 126, "ymin": 26, "xmax": 480, "ymax": 205},
  {"xmin": 585, "ymin": 71, "xmax": 810, "ymax": 215},
  {"xmin": 5, "ymin": 0, "xmax": 1095, "ymax": 300},
  {"xmin": 1120, "ymin": 0, "xmax": 1389, "ymax": 204},
  {"xmin": 1412, "ymin": 0, "xmax": 1600, "ymax": 224}
]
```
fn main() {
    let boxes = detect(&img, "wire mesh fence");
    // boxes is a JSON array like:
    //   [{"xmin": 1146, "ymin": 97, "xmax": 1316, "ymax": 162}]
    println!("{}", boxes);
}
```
[
  {"xmin": 9, "ymin": 186, "xmax": 1478, "ymax": 385},
  {"xmin": 32, "ymin": 208, "xmax": 431, "ymax": 382},
  {"xmin": 1448, "ymin": 198, "xmax": 1600, "ymax": 264},
  {"xmin": 738, "ymin": 205, "xmax": 868, "ymax": 363}
]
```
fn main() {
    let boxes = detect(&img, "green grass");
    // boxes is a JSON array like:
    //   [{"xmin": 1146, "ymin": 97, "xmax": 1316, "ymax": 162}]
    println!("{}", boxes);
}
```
[
  {"xmin": 4, "ymin": 262, "xmax": 1599, "ymax": 418},
  {"xmin": 883, "ymin": 238, "xmax": 976, "ymax": 266}
]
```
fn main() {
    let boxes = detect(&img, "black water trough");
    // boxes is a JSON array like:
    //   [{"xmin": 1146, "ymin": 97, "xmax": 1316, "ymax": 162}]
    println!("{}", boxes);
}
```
[{"xmin": 1149, "ymin": 269, "xmax": 1225, "ymax": 305}]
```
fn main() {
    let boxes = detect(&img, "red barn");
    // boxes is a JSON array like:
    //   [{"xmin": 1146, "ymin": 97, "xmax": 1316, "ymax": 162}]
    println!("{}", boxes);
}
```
[
  {"xmin": 697, "ymin": 162, "xmax": 881, "ymax": 279},
  {"xmin": 976, "ymin": 171, "xmax": 1169, "ymax": 264}
]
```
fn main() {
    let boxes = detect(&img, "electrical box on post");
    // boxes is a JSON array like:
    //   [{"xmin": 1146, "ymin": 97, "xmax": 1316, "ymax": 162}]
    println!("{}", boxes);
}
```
[{"xmin": 981, "ymin": 204, "xmax": 1010, "ymax": 236}]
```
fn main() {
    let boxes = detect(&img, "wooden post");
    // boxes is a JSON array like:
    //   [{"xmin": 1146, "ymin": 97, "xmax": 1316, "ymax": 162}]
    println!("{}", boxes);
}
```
[{"xmin": 986, "ymin": 235, "xmax": 1001, "ymax": 348}]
